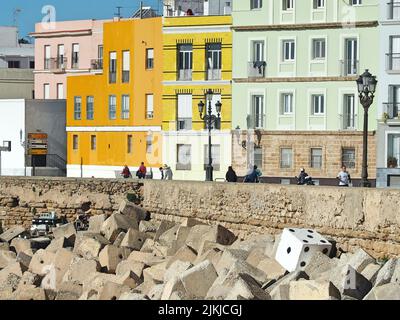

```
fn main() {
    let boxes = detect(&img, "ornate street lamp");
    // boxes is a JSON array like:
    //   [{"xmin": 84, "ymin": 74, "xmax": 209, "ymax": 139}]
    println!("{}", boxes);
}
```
[
  {"xmin": 198, "ymin": 89, "xmax": 222, "ymax": 182},
  {"xmin": 356, "ymin": 69, "xmax": 377, "ymax": 188}
]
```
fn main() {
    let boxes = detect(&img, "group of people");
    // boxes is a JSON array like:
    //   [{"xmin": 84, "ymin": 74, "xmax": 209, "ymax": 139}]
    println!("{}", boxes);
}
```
[{"xmin": 120, "ymin": 163, "xmax": 173, "ymax": 180}]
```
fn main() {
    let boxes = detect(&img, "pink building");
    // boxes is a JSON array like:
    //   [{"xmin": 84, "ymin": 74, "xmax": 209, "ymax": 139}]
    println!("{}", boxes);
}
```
[{"xmin": 31, "ymin": 19, "xmax": 108, "ymax": 100}]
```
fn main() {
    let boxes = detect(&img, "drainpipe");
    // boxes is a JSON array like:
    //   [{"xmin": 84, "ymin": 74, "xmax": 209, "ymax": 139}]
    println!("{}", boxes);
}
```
[{"xmin": 140, "ymin": 1, "xmax": 143, "ymax": 19}]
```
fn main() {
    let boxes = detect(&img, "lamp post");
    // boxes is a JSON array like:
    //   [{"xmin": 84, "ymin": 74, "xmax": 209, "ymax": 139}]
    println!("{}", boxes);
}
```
[
  {"xmin": 356, "ymin": 69, "xmax": 377, "ymax": 188},
  {"xmin": 198, "ymin": 89, "xmax": 222, "ymax": 182}
]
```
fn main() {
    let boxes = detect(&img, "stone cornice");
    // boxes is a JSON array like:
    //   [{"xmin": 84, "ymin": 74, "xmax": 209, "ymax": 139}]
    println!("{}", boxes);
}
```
[
  {"xmin": 232, "ymin": 21, "xmax": 378, "ymax": 32},
  {"xmin": 233, "ymin": 76, "xmax": 357, "ymax": 83}
]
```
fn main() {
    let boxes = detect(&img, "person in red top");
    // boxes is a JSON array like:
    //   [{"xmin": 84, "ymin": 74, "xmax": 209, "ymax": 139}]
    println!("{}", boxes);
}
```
[
  {"xmin": 137, "ymin": 162, "xmax": 147, "ymax": 179},
  {"xmin": 121, "ymin": 165, "xmax": 132, "ymax": 179}
]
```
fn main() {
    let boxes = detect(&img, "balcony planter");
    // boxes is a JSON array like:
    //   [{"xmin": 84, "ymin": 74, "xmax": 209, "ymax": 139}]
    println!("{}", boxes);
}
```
[
  {"xmin": 388, "ymin": 157, "xmax": 398, "ymax": 169},
  {"xmin": 383, "ymin": 112, "xmax": 389, "ymax": 124}
]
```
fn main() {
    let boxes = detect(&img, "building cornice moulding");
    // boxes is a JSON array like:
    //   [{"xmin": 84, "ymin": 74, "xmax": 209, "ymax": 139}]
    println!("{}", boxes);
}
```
[{"xmin": 233, "ymin": 76, "xmax": 357, "ymax": 83}]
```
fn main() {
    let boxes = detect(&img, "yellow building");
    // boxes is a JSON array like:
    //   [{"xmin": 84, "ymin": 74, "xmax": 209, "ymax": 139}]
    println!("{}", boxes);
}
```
[
  {"xmin": 66, "ymin": 17, "xmax": 163, "ymax": 178},
  {"xmin": 162, "ymin": 14, "xmax": 233, "ymax": 181}
]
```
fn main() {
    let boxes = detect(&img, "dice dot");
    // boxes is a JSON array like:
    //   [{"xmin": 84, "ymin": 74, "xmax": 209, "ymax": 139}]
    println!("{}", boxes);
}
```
[
  {"xmin": 304, "ymin": 247, "xmax": 310, "ymax": 253},
  {"xmin": 303, "ymin": 240, "xmax": 309, "ymax": 243},
  {"xmin": 320, "ymin": 240, "xmax": 327, "ymax": 244},
  {"xmin": 308, "ymin": 230, "xmax": 314, "ymax": 233},
  {"xmin": 287, "ymin": 247, "xmax": 292, "ymax": 254},
  {"xmin": 289, "ymin": 229, "xmax": 295, "ymax": 233},
  {"xmin": 307, "ymin": 235, "xmax": 314, "ymax": 239},
  {"xmin": 322, "ymin": 248, "xmax": 329, "ymax": 255},
  {"xmin": 346, "ymin": 269, "xmax": 351, "ymax": 276},
  {"xmin": 300, "ymin": 261, "xmax": 306, "ymax": 267}
]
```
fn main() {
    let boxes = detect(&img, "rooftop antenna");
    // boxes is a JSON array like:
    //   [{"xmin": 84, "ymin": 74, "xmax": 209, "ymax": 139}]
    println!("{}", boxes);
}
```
[
  {"xmin": 115, "ymin": 6, "xmax": 123, "ymax": 18},
  {"xmin": 13, "ymin": 8, "xmax": 22, "ymax": 45}
]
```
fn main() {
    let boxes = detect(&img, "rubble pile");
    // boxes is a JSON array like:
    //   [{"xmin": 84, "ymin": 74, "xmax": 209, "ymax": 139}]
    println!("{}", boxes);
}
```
[{"xmin": 0, "ymin": 200, "xmax": 400, "ymax": 300}]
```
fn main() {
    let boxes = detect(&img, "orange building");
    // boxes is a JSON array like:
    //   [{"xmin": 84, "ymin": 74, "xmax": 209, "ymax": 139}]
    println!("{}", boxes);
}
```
[{"xmin": 66, "ymin": 17, "xmax": 163, "ymax": 178}]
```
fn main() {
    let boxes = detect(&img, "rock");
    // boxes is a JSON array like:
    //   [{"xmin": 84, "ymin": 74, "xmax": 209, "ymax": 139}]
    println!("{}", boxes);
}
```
[
  {"xmin": 28, "ymin": 249, "xmax": 56, "ymax": 276},
  {"xmin": 225, "ymin": 273, "xmax": 271, "ymax": 300},
  {"xmin": 75, "ymin": 237, "xmax": 104, "ymax": 259},
  {"xmin": 0, "ymin": 226, "xmax": 26, "ymax": 242},
  {"xmin": 152, "ymin": 242, "xmax": 174, "ymax": 258},
  {"xmin": 119, "ymin": 292, "xmax": 149, "ymax": 300},
  {"xmin": 194, "ymin": 248, "xmax": 223, "ymax": 269},
  {"xmin": 113, "ymin": 232, "xmax": 126, "ymax": 247},
  {"xmin": 118, "ymin": 200, "xmax": 148, "ymax": 222},
  {"xmin": 45, "ymin": 237, "xmax": 69, "ymax": 253},
  {"xmin": 148, "ymin": 284, "xmax": 164, "ymax": 300},
  {"xmin": 161, "ymin": 276, "xmax": 188, "ymax": 300},
  {"xmin": 374, "ymin": 258, "xmax": 398, "ymax": 287},
  {"xmin": 98, "ymin": 281, "xmax": 130, "ymax": 300},
  {"xmin": 256, "ymin": 257, "xmax": 286, "ymax": 280},
  {"xmin": 227, "ymin": 259, "xmax": 269, "ymax": 284},
  {"xmin": 116, "ymin": 260, "xmax": 145, "ymax": 279},
  {"xmin": 16, "ymin": 251, "xmax": 32, "ymax": 271},
  {"xmin": 340, "ymin": 265, "xmax": 372, "ymax": 300},
  {"xmin": 180, "ymin": 218, "xmax": 205, "ymax": 228},
  {"xmin": 10, "ymin": 238, "xmax": 31, "ymax": 254},
  {"xmin": 18, "ymin": 271, "xmax": 42, "ymax": 287},
  {"xmin": 164, "ymin": 260, "xmax": 193, "ymax": 283},
  {"xmin": 0, "ymin": 250, "xmax": 16, "ymax": 269},
  {"xmin": 41, "ymin": 249, "xmax": 74, "ymax": 291},
  {"xmin": 232, "ymin": 234, "xmax": 275, "ymax": 256},
  {"xmin": 0, "ymin": 262, "xmax": 24, "ymax": 285},
  {"xmin": 99, "ymin": 245, "xmax": 131, "ymax": 274},
  {"xmin": 154, "ymin": 221, "xmax": 176, "ymax": 241},
  {"xmin": 139, "ymin": 220, "xmax": 160, "ymax": 233},
  {"xmin": 158, "ymin": 225, "xmax": 180, "ymax": 247},
  {"xmin": 81, "ymin": 272, "xmax": 119, "ymax": 299},
  {"xmin": 30, "ymin": 237, "xmax": 51, "ymax": 250},
  {"xmin": 265, "ymin": 271, "xmax": 309, "ymax": 293},
  {"xmin": 120, "ymin": 228, "xmax": 147, "ymax": 251},
  {"xmin": 14, "ymin": 285, "xmax": 47, "ymax": 300},
  {"xmin": 0, "ymin": 273, "xmax": 20, "ymax": 292},
  {"xmin": 167, "ymin": 245, "xmax": 197, "ymax": 268},
  {"xmin": 197, "ymin": 240, "xmax": 226, "ymax": 258},
  {"xmin": 270, "ymin": 284, "xmax": 290, "ymax": 300},
  {"xmin": 180, "ymin": 260, "xmax": 218, "ymax": 299},
  {"xmin": 52, "ymin": 223, "xmax": 76, "ymax": 245},
  {"xmin": 56, "ymin": 281, "xmax": 83, "ymax": 300},
  {"xmin": 289, "ymin": 280, "xmax": 341, "ymax": 300},
  {"xmin": 143, "ymin": 263, "xmax": 167, "ymax": 285},
  {"xmin": 140, "ymin": 238, "xmax": 156, "ymax": 253},
  {"xmin": 363, "ymin": 283, "xmax": 400, "ymax": 300},
  {"xmin": 88, "ymin": 214, "xmax": 107, "ymax": 233},
  {"xmin": 361, "ymin": 263, "xmax": 381, "ymax": 284},
  {"xmin": 62, "ymin": 256, "xmax": 101, "ymax": 284},
  {"xmin": 246, "ymin": 247, "xmax": 268, "ymax": 268},
  {"xmin": 346, "ymin": 248, "xmax": 375, "ymax": 273},
  {"xmin": 101, "ymin": 213, "xmax": 139, "ymax": 242},
  {"xmin": 215, "ymin": 249, "xmax": 249, "ymax": 274},
  {"xmin": 115, "ymin": 271, "xmax": 142, "ymax": 289},
  {"xmin": 0, "ymin": 242, "xmax": 10, "ymax": 251},
  {"xmin": 303, "ymin": 251, "xmax": 338, "ymax": 280}
]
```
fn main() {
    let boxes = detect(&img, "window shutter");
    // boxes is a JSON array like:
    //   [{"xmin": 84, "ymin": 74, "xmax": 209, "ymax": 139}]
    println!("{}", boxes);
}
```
[
  {"xmin": 123, "ymin": 51, "xmax": 130, "ymax": 71},
  {"xmin": 178, "ymin": 94, "xmax": 192, "ymax": 118}
]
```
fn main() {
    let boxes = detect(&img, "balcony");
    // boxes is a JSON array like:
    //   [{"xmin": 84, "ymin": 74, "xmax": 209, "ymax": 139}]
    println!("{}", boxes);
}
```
[
  {"xmin": 207, "ymin": 68, "xmax": 222, "ymax": 80},
  {"xmin": 109, "ymin": 72, "xmax": 116, "ymax": 84},
  {"xmin": 177, "ymin": 118, "xmax": 192, "ymax": 131},
  {"xmin": 386, "ymin": 53, "xmax": 400, "ymax": 72},
  {"xmin": 178, "ymin": 69, "xmax": 192, "ymax": 81},
  {"xmin": 340, "ymin": 59, "xmax": 359, "ymax": 76},
  {"xmin": 384, "ymin": 102, "xmax": 400, "ymax": 119},
  {"xmin": 91, "ymin": 59, "xmax": 103, "ymax": 70},
  {"xmin": 387, "ymin": 1, "xmax": 400, "ymax": 20},
  {"xmin": 248, "ymin": 61, "xmax": 266, "ymax": 78},
  {"xmin": 71, "ymin": 59, "xmax": 79, "ymax": 69},
  {"xmin": 247, "ymin": 114, "xmax": 265, "ymax": 129},
  {"xmin": 50, "ymin": 57, "xmax": 67, "ymax": 73},
  {"xmin": 122, "ymin": 71, "xmax": 130, "ymax": 83},
  {"xmin": 146, "ymin": 111, "xmax": 154, "ymax": 119}
]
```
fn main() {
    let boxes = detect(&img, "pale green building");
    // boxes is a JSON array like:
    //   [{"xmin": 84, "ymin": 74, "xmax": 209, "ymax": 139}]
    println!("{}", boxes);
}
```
[{"xmin": 231, "ymin": 0, "xmax": 380, "ymax": 185}]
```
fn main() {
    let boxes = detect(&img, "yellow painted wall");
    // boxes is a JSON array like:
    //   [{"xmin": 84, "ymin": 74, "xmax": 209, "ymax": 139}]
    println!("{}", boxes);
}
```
[
  {"xmin": 162, "ymin": 15, "xmax": 232, "ymax": 131},
  {"xmin": 67, "ymin": 17, "xmax": 163, "ymax": 167}
]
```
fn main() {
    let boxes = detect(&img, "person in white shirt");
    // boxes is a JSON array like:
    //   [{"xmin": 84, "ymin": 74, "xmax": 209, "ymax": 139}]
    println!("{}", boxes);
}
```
[{"xmin": 337, "ymin": 165, "xmax": 352, "ymax": 187}]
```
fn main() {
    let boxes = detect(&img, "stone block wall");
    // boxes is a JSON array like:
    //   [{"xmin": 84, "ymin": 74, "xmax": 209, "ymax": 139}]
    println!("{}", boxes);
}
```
[
  {"xmin": 0, "ymin": 177, "xmax": 142, "ymax": 229},
  {"xmin": 143, "ymin": 180, "xmax": 400, "ymax": 258}
]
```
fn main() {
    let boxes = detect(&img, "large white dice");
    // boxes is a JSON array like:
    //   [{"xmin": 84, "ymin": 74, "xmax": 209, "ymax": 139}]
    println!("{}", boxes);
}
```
[{"xmin": 275, "ymin": 228, "xmax": 332, "ymax": 272}]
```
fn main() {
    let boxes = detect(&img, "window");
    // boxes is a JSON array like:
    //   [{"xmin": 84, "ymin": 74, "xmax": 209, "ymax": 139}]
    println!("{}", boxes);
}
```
[
  {"xmin": 146, "ymin": 49, "xmax": 154, "ymax": 69},
  {"xmin": 57, "ymin": 83, "xmax": 64, "ymax": 99},
  {"xmin": 73, "ymin": 135, "xmax": 79, "ymax": 150},
  {"xmin": 122, "ymin": 51, "xmax": 130, "ymax": 83},
  {"xmin": 389, "ymin": 36, "xmax": 400, "ymax": 71},
  {"xmin": 250, "ymin": 0, "xmax": 262, "ymax": 9},
  {"xmin": 250, "ymin": 95, "xmax": 264, "ymax": 128},
  {"xmin": 87, "ymin": 96, "xmax": 94, "ymax": 120},
  {"xmin": 351, "ymin": 0, "xmax": 362, "ymax": 5},
  {"xmin": 8, "ymin": 61, "xmax": 20, "ymax": 68},
  {"xmin": 72, "ymin": 44, "xmax": 79, "ymax": 69},
  {"xmin": 343, "ymin": 94, "xmax": 355, "ymax": 129},
  {"xmin": 109, "ymin": 95, "xmax": 117, "ymax": 120},
  {"xmin": 177, "ymin": 144, "xmax": 192, "ymax": 170},
  {"xmin": 312, "ymin": 39, "xmax": 326, "ymax": 60},
  {"xmin": 127, "ymin": 135, "xmax": 133, "ymax": 154},
  {"xmin": 90, "ymin": 135, "xmax": 96, "ymax": 151},
  {"xmin": 57, "ymin": 44, "xmax": 65, "ymax": 69},
  {"xmin": 44, "ymin": 45, "xmax": 50, "ymax": 69},
  {"xmin": 206, "ymin": 43, "xmax": 222, "ymax": 80},
  {"xmin": 177, "ymin": 94, "xmax": 192, "ymax": 130},
  {"xmin": 74, "ymin": 96, "xmax": 81, "ymax": 120},
  {"xmin": 146, "ymin": 134, "xmax": 152, "ymax": 154},
  {"xmin": 253, "ymin": 148, "xmax": 263, "ymax": 170},
  {"xmin": 388, "ymin": 134, "xmax": 400, "ymax": 168},
  {"xmin": 281, "ymin": 93, "xmax": 293, "ymax": 115},
  {"xmin": 30, "ymin": 61, "xmax": 35, "ymax": 69},
  {"xmin": 311, "ymin": 148, "xmax": 323, "ymax": 168},
  {"xmin": 109, "ymin": 52, "xmax": 117, "ymax": 83},
  {"xmin": 44, "ymin": 84, "xmax": 50, "ymax": 100},
  {"xmin": 252, "ymin": 41, "xmax": 265, "ymax": 62},
  {"xmin": 280, "ymin": 148, "xmax": 293, "ymax": 168},
  {"xmin": 282, "ymin": 0, "xmax": 294, "ymax": 10},
  {"xmin": 178, "ymin": 44, "xmax": 193, "ymax": 80},
  {"xmin": 283, "ymin": 40, "xmax": 295, "ymax": 61},
  {"xmin": 204, "ymin": 145, "xmax": 220, "ymax": 171},
  {"xmin": 342, "ymin": 148, "xmax": 356, "ymax": 169},
  {"xmin": 146, "ymin": 94, "xmax": 154, "ymax": 119},
  {"xmin": 312, "ymin": 94, "xmax": 325, "ymax": 115},
  {"xmin": 122, "ymin": 95, "xmax": 130, "ymax": 119},
  {"xmin": 313, "ymin": 0, "xmax": 325, "ymax": 9}
]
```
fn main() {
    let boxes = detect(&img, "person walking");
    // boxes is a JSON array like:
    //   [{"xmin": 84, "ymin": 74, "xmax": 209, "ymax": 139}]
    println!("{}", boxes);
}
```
[
  {"xmin": 159, "ymin": 167, "xmax": 164, "ymax": 180},
  {"xmin": 225, "ymin": 166, "xmax": 238, "ymax": 182},
  {"xmin": 121, "ymin": 165, "xmax": 132, "ymax": 179},
  {"xmin": 337, "ymin": 165, "xmax": 352, "ymax": 187},
  {"xmin": 136, "ymin": 162, "xmax": 147, "ymax": 179},
  {"xmin": 163, "ymin": 164, "xmax": 173, "ymax": 180}
]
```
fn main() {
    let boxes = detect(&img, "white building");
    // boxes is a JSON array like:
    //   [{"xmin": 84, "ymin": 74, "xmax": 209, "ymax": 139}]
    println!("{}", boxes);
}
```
[
  {"xmin": 0, "ymin": 99, "xmax": 66, "ymax": 177},
  {"xmin": 376, "ymin": 1, "xmax": 400, "ymax": 188}
]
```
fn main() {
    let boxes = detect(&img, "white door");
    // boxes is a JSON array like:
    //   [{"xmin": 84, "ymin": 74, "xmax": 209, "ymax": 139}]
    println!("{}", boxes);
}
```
[
  {"xmin": 344, "ymin": 94, "xmax": 355, "ymax": 129},
  {"xmin": 345, "ymin": 39, "xmax": 357, "ymax": 75},
  {"xmin": 391, "ymin": 36, "xmax": 400, "ymax": 70}
]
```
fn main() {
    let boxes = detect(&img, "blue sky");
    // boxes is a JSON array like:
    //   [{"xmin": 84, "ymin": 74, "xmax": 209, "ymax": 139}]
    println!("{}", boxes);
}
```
[{"xmin": 0, "ymin": 0, "xmax": 161, "ymax": 39}]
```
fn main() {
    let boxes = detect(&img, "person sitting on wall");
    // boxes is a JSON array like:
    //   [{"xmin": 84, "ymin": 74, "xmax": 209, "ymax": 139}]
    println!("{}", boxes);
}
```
[
  {"xmin": 163, "ymin": 164, "xmax": 173, "ymax": 180},
  {"xmin": 136, "ymin": 162, "xmax": 147, "ymax": 179},
  {"xmin": 225, "ymin": 166, "xmax": 238, "ymax": 183},
  {"xmin": 121, "ymin": 165, "xmax": 132, "ymax": 179},
  {"xmin": 244, "ymin": 165, "xmax": 262, "ymax": 183},
  {"xmin": 186, "ymin": 9, "xmax": 194, "ymax": 15}
]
